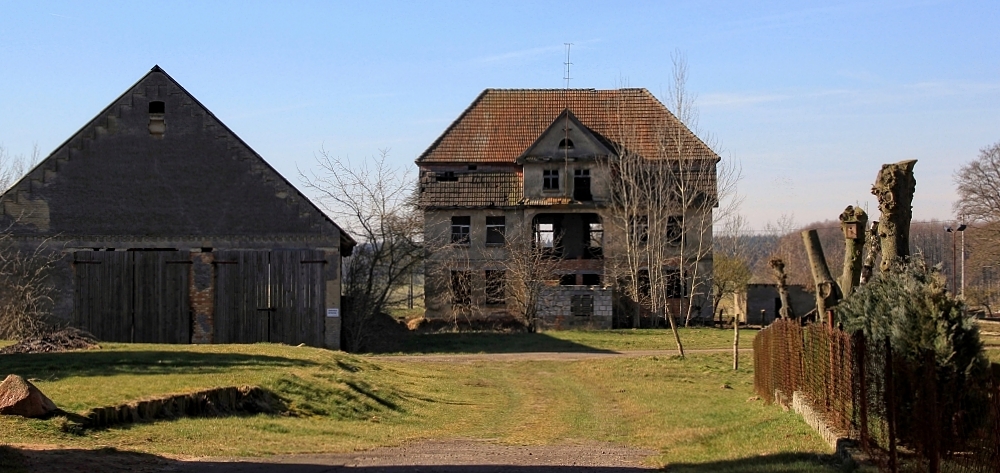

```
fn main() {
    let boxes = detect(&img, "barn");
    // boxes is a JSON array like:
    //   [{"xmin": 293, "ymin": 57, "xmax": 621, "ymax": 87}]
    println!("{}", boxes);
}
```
[{"xmin": 0, "ymin": 66, "xmax": 354, "ymax": 349}]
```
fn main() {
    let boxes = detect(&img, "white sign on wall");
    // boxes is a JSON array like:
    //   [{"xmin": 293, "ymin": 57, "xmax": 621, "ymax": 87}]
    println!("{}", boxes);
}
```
[{"xmin": 326, "ymin": 308, "xmax": 340, "ymax": 318}]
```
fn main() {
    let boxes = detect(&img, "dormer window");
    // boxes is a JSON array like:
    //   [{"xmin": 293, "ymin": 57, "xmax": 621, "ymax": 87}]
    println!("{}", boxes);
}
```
[
  {"xmin": 558, "ymin": 138, "xmax": 574, "ymax": 150},
  {"xmin": 148, "ymin": 101, "xmax": 166, "ymax": 137}
]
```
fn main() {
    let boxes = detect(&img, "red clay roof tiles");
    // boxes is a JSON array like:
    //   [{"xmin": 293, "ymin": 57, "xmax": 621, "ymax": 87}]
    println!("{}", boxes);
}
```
[{"xmin": 417, "ymin": 88, "xmax": 717, "ymax": 164}]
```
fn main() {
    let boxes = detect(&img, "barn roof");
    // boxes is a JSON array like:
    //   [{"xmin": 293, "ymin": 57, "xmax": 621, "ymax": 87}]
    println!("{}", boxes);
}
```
[{"xmin": 1, "ymin": 66, "xmax": 355, "ymax": 253}]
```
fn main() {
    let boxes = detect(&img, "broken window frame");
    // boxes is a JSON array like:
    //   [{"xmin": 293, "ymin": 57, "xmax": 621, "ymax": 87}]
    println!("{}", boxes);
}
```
[
  {"xmin": 630, "ymin": 216, "xmax": 649, "ymax": 243},
  {"xmin": 451, "ymin": 270, "xmax": 473, "ymax": 305},
  {"xmin": 485, "ymin": 216, "xmax": 505, "ymax": 246},
  {"xmin": 533, "ymin": 220, "xmax": 561, "ymax": 257},
  {"xmin": 484, "ymin": 270, "xmax": 506, "ymax": 305},
  {"xmin": 663, "ymin": 267, "xmax": 684, "ymax": 298},
  {"xmin": 450, "ymin": 216, "xmax": 471, "ymax": 245},
  {"xmin": 666, "ymin": 215, "xmax": 683, "ymax": 244},
  {"xmin": 586, "ymin": 221, "xmax": 603, "ymax": 259}
]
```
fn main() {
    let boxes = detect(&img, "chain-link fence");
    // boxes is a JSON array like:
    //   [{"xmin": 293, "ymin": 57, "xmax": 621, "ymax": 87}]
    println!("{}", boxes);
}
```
[{"xmin": 754, "ymin": 319, "xmax": 1000, "ymax": 473}]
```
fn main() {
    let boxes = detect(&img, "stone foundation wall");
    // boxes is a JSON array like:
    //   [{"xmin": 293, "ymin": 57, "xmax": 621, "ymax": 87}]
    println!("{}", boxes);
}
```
[{"xmin": 536, "ymin": 286, "xmax": 612, "ymax": 330}]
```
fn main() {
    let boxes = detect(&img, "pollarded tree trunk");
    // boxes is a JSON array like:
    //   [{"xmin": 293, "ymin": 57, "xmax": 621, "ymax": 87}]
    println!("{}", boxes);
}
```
[
  {"xmin": 839, "ymin": 205, "xmax": 868, "ymax": 298},
  {"xmin": 871, "ymin": 160, "xmax": 917, "ymax": 271},
  {"xmin": 802, "ymin": 229, "xmax": 841, "ymax": 323},
  {"xmin": 769, "ymin": 257, "xmax": 793, "ymax": 319}
]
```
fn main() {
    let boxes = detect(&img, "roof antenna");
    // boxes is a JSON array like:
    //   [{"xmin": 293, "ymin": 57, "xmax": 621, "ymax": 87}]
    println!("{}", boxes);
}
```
[{"xmin": 563, "ymin": 43, "xmax": 573, "ymax": 89}]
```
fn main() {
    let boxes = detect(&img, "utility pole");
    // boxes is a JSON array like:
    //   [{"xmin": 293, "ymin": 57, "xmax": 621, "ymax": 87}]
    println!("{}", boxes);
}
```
[{"xmin": 946, "ymin": 224, "xmax": 967, "ymax": 295}]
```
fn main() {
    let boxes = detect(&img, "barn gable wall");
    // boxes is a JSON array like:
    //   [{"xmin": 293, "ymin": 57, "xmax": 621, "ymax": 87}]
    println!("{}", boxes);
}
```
[{"xmin": 1, "ymin": 67, "xmax": 337, "ymax": 240}]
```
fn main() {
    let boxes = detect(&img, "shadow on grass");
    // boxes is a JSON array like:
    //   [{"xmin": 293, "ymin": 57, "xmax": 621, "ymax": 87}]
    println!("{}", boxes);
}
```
[
  {"xmin": 665, "ymin": 452, "xmax": 849, "ymax": 473},
  {"xmin": 6, "ymin": 447, "xmax": 851, "ymax": 473},
  {"xmin": 0, "ymin": 350, "xmax": 317, "ymax": 380},
  {"xmin": 380, "ymin": 332, "xmax": 617, "ymax": 355}
]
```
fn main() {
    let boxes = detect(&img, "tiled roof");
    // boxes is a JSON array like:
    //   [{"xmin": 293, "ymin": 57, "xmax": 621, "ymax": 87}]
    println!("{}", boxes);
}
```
[
  {"xmin": 419, "ymin": 171, "xmax": 523, "ymax": 208},
  {"xmin": 522, "ymin": 196, "xmax": 574, "ymax": 206},
  {"xmin": 417, "ymin": 88, "xmax": 717, "ymax": 164}
]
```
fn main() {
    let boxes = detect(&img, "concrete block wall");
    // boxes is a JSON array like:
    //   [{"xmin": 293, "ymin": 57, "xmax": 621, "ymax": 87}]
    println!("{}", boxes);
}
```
[{"xmin": 536, "ymin": 286, "xmax": 612, "ymax": 330}]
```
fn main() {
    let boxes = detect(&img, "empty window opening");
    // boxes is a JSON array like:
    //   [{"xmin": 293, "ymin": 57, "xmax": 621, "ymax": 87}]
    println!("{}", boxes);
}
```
[
  {"xmin": 468, "ymin": 164, "xmax": 477, "ymax": 170},
  {"xmin": 436, "ymin": 171, "xmax": 458, "ymax": 182},
  {"xmin": 559, "ymin": 274, "xmax": 577, "ymax": 286},
  {"xmin": 571, "ymin": 294, "xmax": 594, "ymax": 316},
  {"xmin": 543, "ymin": 169, "xmax": 559, "ymax": 190},
  {"xmin": 451, "ymin": 216, "xmax": 471, "ymax": 245},
  {"xmin": 486, "ymin": 216, "xmax": 505, "ymax": 245},
  {"xmin": 631, "ymin": 216, "xmax": 649, "ymax": 243},
  {"xmin": 533, "ymin": 216, "xmax": 563, "ymax": 257},
  {"xmin": 573, "ymin": 169, "xmax": 592, "ymax": 201},
  {"xmin": 451, "ymin": 270, "xmax": 472, "ymax": 305},
  {"xmin": 664, "ymin": 268, "xmax": 683, "ymax": 298},
  {"xmin": 535, "ymin": 222, "xmax": 555, "ymax": 249},
  {"xmin": 485, "ymin": 270, "xmax": 506, "ymax": 304},
  {"xmin": 637, "ymin": 270, "xmax": 651, "ymax": 299},
  {"xmin": 582, "ymin": 273, "xmax": 601, "ymax": 286},
  {"xmin": 148, "ymin": 101, "xmax": 166, "ymax": 136},
  {"xmin": 666, "ymin": 216, "xmax": 683, "ymax": 244},
  {"xmin": 586, "ymin": 222, "xmax": 603, "ymax": 258},
  {"xmin": 558, "ymin": 138, "xmax": 575, "ymax": 150}
]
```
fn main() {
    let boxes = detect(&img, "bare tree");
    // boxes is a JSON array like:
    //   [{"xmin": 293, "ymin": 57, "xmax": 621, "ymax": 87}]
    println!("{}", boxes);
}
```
[
  {"xmin": 955, "ymin": 142, "xmax": 1000, "ymax": 225},
  {"xmin": 605, "ymin": 51, "xmax": 742, "ymax": 332},
  {"xmin": 712, "ymin": 214, "xmax": 752, "ymax": 321},
  {"xmin": 300, "ymin": 149, "xmax": 423, "ymax": 352},
  {"xmin": 661, "ymin": 52, "xmax": 743, "ymax": 326},
  {"xmin": 600, "ymin": 52, "xmax": 741, "ymax": 358},
  {"xmin": 0, "ymin": 232, "xmax": 61, "ymax": 339},
  {"xmin": 495, "ymin": 226, "xmax": 563, "ymax": 332},
  {"xmin": 0, "ymin": 143, "xmax": 59, "ymax": 339},
  {"xmin": 0, "ymin": 144, "xmax": 38, "ymax": 193}
]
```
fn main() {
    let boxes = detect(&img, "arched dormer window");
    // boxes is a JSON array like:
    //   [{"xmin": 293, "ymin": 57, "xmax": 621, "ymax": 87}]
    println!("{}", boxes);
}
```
[{"xmin": 558, "ymin": 138, "xmax": 574, "ymax": 150}]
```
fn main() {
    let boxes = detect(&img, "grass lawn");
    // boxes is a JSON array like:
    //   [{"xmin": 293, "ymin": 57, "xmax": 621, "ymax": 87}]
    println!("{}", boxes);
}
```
[
  {"xmin": 0, "ymin": 340, "xmax": 839, "ymax": 472},
  {"xmin": 384, "ymin": 327, "xmax": 756, "ymax": 354}
]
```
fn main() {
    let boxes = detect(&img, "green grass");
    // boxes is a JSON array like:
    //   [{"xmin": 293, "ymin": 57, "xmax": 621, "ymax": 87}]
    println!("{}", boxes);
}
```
[
  {"xmin": 0, "ymin": 341, "xmax": 835, "ymax": 472},
  {"xmin": 386, "ymin": 327, "xmax": 756, "ymax": 354}
]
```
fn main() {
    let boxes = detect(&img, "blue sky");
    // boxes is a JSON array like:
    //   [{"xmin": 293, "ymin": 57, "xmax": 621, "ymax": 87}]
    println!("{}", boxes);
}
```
[{"xmin": 1, "ymin": 1, "xmax": 997, "ymax": 231}]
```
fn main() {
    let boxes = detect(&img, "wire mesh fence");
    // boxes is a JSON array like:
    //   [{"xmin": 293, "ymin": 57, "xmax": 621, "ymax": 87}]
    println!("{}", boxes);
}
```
[{"xmin": 754, "ymin": 319, "xmax": 1000, "ymax": 473}]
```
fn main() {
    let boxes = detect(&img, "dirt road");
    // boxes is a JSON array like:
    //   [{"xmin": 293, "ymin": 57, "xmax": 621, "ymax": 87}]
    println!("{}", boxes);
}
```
[
  {"xmin": 370, "ymin": 348, "xmax": 748, "ymax": 363},
  {"xmin": 14, "ymin": 440, "xmax": 658, "ymax": 472}
]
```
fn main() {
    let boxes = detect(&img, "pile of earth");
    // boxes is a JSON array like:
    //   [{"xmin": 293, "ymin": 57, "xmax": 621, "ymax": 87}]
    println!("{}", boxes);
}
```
[{"xmin": 0, "ymin": 327, "xmax": 100, "ymax": 354}]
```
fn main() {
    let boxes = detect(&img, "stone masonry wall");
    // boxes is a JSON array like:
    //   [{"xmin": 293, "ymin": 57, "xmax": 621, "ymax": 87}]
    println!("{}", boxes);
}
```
[{"xmin": 536, "ymin": 286, "xmax": 612, "ymax": 330}]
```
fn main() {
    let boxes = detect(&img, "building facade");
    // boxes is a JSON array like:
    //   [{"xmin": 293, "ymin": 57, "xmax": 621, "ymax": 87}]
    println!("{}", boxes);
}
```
[
  {"xmin": 0, "ymin": 66, "xmax": 354, "ymax": 348},
  {"xmin": 416, "ymin": 89, "xmax": 719, "ymax": 329}
]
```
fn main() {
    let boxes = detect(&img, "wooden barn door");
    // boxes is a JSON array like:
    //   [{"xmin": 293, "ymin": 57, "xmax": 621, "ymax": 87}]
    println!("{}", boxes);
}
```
[
  {"xmin": 213, "ymin": 250, "xmax": 270, "ymax": 343},
  {"xmin": 213, "ymin": 250, "xmax": 325, "ymax": 346},
  {"xmin": 73, "ymin": 250, "xmax": 191, "ymax": 343},
  {"xmin": 271, "ymin": 249, "xmax": 325, "ymax": 347}
]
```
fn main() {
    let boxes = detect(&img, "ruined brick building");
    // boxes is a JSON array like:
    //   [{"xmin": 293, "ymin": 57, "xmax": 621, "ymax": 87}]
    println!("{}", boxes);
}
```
[
  {"xmin": 416, "ymin": 89, "xmax": 719, "ymax": 329},
  {"xmin": 0, "ymin": 66, "xmax": 354, "ymax": 348}
]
